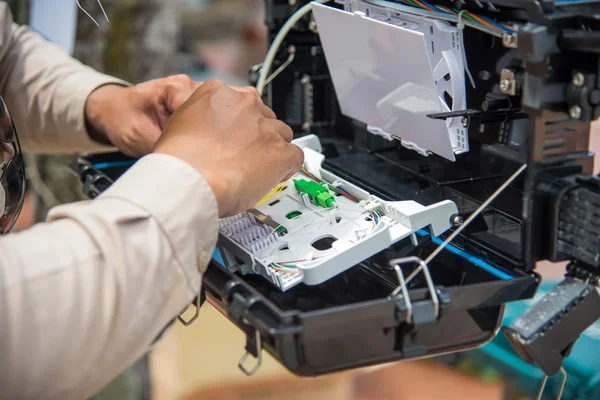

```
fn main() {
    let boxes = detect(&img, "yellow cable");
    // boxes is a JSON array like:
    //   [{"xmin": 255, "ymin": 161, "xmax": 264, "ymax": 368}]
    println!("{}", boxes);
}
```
[{"xmin": 254, "ymin": 183, "xmax": 288, "ymax": 208}]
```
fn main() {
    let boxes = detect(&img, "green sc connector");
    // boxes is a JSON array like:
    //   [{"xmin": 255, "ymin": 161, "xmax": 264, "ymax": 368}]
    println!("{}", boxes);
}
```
[{"xmin": 293, "ymin": 179, "xmax": 336, "ymax": 208}]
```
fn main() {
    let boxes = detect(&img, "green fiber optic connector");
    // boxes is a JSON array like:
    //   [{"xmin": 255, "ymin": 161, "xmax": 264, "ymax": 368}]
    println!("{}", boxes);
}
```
[{"xmin": 293, "ymin": 179, "xmax": 336, "ymax": 208}]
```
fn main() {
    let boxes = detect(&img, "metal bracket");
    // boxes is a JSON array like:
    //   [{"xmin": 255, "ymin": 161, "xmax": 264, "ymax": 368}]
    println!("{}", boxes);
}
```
[
  {"xmin": 238, "ymin": 328, "xmax": 263, "ymax": 376},
  {"xmin": 389, "ymin": 256, "xmax": 440, "ymax": 323},
  {"xmin": 177, "ymin": 272, "xmax": 204, "ymax": 326},
  {"xmin": 502, "ymin": 32, "xmax": 518, "ymax": 49},
  {"xmin": 535, "ymin": 367, "xmax": 567, "ymax": 400},
  {"xmin": 500, "ymin": 69, "xmax": 518, "ymax": 96},
  {"xmin": 177, "ymin": 288, "xmax": 201, "ymax": 327},
  {"xmin": 391, "ymin": 263, "xmax": 413, "ymax": 323}
]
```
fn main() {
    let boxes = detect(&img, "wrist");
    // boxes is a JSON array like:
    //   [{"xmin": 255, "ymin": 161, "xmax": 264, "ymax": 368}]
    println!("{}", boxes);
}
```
[{"xmin": 85, "ymin": 84, "xmax": 126, "ymax": 145}]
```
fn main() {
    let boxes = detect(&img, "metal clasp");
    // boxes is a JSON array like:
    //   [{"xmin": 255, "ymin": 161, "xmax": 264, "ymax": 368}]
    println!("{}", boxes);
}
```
[
  {"xmin": 177, "ymin": 259, "xmax": 206, "ymax": 326},
  {"xmin": 536, "ymin": 367, "xmax": 567, "ymax": 400},
  {"xmin": 389, "ymin": 256, "xmax": 440, "ymax": 323},
  {"xmin": 177, "ymin": 282, "xmax": 202, "ymax": 326},
  {"xmin": 238, "ymin": 327, "xmax": 263, "ymax": 376}
]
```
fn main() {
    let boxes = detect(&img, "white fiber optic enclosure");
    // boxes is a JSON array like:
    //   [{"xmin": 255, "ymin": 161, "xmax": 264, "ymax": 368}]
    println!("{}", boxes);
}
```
[
  {"xmin": 312, "ymin": 1, "xmax": 468, "ymax": 161},
  {"xmin": 217, "ymin": 135, "xmax": 458, "ymax": 291}
]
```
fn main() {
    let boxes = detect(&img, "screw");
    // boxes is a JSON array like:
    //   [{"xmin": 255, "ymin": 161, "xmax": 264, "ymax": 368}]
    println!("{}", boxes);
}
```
[
  {"xmin": 572, "ymin": 71, "xmax": 585, "ymax": 87},
  {"xmin": 461, "ymin": 116, "xmax": 468, "ymax": 127},
  {"xmin": 569, "ymin": 105, "xmax": 582, "ymax": 120},
  {"xmin": 301, "ymin": 76, "xmax": 310, "ymax": 85},
  {"xmin": 289, "ymin": 0, "xmax": 296, "ymax": 6},
  {"xmin": 479, "ymin": 70, "xmax": 491, "ymax": 81},
  {"xmin": 302, "ymin": 122, "xmax": 311, "ymax": 131},
  {"xmin": 502, "ymin": 33, "xmax": 517, "ymax": 47},
  {"xmin": 499, "ymin": 79, "xmax": 512, "ymax": 93},
  {"xmin": 451, "ymin": 215, "xmax": 464, "ymax": 227},
  {"xmin": 309, "ymin": 20, "xmax": 318, "ymax": 33}
]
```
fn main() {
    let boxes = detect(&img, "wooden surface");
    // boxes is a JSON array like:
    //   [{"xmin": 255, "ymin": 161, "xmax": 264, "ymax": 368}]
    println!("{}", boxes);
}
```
[
  {"xmin": 150, "ymin": 304, "xmax": 505, "ymax": 400},
  {"xmin": 150, "ymin": 304, "xmax": 297, "ymax": 400}
]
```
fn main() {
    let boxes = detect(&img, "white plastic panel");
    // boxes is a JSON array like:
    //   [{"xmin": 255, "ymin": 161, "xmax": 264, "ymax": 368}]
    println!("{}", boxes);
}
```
[
  {"xmin": 217, "ymin": 135, "xmax": 459, "ymax": 291},
  {"xmin": 312, "ymin": 2, "xmax": 467, "ymax": 161}
]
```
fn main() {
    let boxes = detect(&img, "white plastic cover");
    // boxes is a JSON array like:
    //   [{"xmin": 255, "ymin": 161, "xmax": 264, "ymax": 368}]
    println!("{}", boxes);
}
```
[
  {"xmin": 312, "ymin": 3, "xmax": 467, "ymax": 161},
  {"xmin": 217, "ymin": 135, "xmax": 459, "ymax": 291}
]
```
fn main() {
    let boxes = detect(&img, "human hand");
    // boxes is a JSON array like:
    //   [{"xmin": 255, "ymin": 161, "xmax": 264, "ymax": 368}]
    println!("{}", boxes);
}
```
[
  {"xmin": 84, "ymin": 75, "xmax": 257, "ymax": 158},
  {"xmin": 154, "ymin": 79, "xmax": 304, "ymax": 217}
]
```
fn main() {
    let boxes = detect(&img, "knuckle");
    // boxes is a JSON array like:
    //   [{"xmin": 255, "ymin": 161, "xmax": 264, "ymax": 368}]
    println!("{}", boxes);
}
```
[
  {"xmin": 257, "ymin": 116, "xmax": 270, "ymax": 128},
  {"xmin": 203, "ymin": 78, "xmax": 226, "ymax": 89},
  {"xmin": 245, "ymin": 86, "xmax": 260, "ymax": 97},
  {"xmin": 240, "ymin": 91, "xmax": 258, "ymax": 105},
  {"xmin": 290, "ymin": 145, "xmax": 304, "ymax": 167},
  {"xmin": 272, "ymin": 135, "xmax": 287, "ymax": 148},
  {"xmin": 171, "ymin": 74, "xmax": 192, "ymax": 84}
]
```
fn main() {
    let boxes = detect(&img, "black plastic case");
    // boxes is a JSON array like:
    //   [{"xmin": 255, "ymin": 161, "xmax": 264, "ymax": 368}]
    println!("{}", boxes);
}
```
[{"xmin": 77, "ymin": 149, "xmax": 539, "ymax": 376}]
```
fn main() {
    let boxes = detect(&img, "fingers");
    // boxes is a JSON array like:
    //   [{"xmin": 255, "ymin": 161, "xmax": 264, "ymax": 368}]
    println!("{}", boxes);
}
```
[
  {"xmin": 156, "ymin": 77, "xmax": 265, "ymax": 117},
  {"xmin": 280, "ymin": 143, "xmax": 305, "ymax": 182},
  {"xmin": 232, "ymin": 86, "xmax": 261, "ymax": 101},
  {"xmin": 262, "ymin": 119, "xmax": 293, "ymax": 142},
  {"xmin": 196, "ymin": 78, "xmax": 227, "ymax": 92},
  {"xmin": 165, "ymin": 86, "xmax": 196, "ymax": 113},
  {"xmin": 257, "ymin": 101, "xmax": 277, "ymax": 120},
  {"xmin": 124, "ymin": 118, "xmax": 162, "ymax": 157},
  {"xmin": 288, "ymin": 143, "xmax": 305, "ymax": 174},
  {"xmin": 185, "ymin": 79, "xmax": 277, "ymax": 120},
  {"xmin": 163, "ymin": 74, "xmax": 201, "ymax": 113},
  {"xmin": 236, "ymin": 87, "xmax": 275, "ymax": 119}
]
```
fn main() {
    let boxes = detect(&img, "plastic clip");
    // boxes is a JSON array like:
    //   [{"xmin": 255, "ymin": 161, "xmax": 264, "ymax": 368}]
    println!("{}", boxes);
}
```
[{"xmin": 238, "ymin": 328, "xmax": 263, "ymax": 376}]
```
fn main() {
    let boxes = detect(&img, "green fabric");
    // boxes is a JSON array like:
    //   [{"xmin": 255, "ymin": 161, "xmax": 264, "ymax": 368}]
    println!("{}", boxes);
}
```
[
  {"xmin": 93, "ymin": 369, "xmax": 143, "ymax": 400},
  {"xmin": 91, "ymin": 356, "xmax": 151, "ymax": 400}
]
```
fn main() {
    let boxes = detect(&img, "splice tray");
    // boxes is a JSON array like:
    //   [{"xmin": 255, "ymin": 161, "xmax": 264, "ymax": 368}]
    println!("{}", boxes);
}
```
[{"xmin": 216, "ymin": 135, "xmax": 459, "ymax": 291}]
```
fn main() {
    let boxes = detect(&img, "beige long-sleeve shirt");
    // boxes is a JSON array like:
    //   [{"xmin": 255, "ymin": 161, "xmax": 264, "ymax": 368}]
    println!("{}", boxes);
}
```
[{"xmin": 0, "ymin": 4, "xmax": 219, "ymax": 399}]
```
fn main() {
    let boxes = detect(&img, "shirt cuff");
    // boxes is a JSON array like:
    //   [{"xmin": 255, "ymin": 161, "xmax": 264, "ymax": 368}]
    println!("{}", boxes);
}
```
[{"xmin": 97, "ymin": 153, "xmax": 220, "ymax": 290}]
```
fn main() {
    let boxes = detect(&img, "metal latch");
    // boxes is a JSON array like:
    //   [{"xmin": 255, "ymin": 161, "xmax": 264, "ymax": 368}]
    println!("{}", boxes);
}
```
[
  {"xmin": 389, "ymin": 256, "xmax": 441, "ymax": 326},
  {"xmin": 238, "ymin": 325, "xmax": 263, "ymax": 376},
  {"xmin": 177, "ymin": 257, "xmax": 208, "ymax": 326},
  {"xmin": 227, "ymin": 290, "xmax": 264, "ymax": 376}
]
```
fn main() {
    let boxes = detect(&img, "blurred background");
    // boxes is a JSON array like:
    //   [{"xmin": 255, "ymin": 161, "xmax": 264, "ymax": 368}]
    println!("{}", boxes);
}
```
[{"xmin": 4, "ymin": 1, "xmax": 599, "ymax": 399}]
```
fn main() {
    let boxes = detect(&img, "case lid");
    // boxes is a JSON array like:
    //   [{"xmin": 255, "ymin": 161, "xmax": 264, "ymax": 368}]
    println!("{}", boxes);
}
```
[{"xmin": 312, "ymin": 2, "xmax": 467, "ymax": 161}]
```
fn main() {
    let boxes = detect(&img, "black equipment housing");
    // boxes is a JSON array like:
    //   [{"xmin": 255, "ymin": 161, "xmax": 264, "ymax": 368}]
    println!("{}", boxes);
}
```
[{"xmin": 78, "ymin": 0, "xmax": 600, "ymax": 377}]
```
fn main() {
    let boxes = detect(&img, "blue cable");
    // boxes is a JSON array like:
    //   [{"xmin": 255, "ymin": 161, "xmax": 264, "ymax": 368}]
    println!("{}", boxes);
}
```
[
  {"xmin": 92, "ymin": 160, "xmax": 137, "ymax": 170},
  {"xmin": 416, "ymin": 229, "xmax": 514, "ymax": 280},
  {"xmin": 420, "ymin": 0, "xmax": 448, "ymax": 13},
  {"xmin": 480, "ymin": 15, "xmax": 516, "ymax": 34},
  {"xmin": 415, "ymin": 0, "xmax": 516, "ymax": 35},
  {"xmin": 334, "ymin": 186, "xmax": 360, "ymax": 202}
]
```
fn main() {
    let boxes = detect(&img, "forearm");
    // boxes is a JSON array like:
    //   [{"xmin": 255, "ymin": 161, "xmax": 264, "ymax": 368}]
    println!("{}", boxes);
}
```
[
  {"xmin": 0, "ymin": 4, "xmax": 129, "ymax": 153},
  {"xmin": 0, "ymin": 154, "xmax": 218, "ymax": 399}
]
